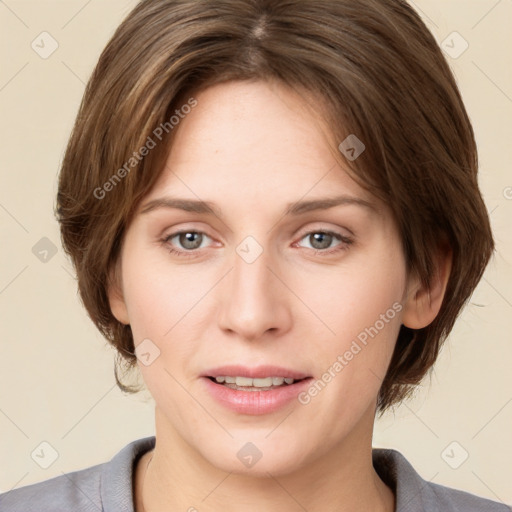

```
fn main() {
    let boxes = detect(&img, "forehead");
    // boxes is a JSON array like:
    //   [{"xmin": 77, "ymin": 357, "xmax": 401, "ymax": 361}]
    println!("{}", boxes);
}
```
[{"xmin": 143, "ymin": 80, "xmax": 380, "ymax": 213}]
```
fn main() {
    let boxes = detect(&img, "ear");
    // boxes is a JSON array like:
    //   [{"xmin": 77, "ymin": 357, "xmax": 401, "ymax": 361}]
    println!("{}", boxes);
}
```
[
  {"xmin": 107, "ymin": 259, "xmax": 130, "ymax": 325},
  {"xmin": 402, "ymin": 243, "xmax": 452, "ymax": 329}
]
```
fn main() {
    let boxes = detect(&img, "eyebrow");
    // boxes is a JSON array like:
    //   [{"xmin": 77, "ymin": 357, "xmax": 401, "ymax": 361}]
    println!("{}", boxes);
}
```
[{"xmin": 139, "ymin": 194, "xmax": 376, "ymax": 218}]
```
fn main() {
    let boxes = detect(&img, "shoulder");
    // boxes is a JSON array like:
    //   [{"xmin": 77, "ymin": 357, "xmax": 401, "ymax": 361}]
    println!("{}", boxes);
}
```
[
  {"xmin": 0, "ymin": 436, "xmax": 156, "ymax": 512},
  {"xmin": 0, "ymin": 464, "xmax": 103, "ymax": 512},
  {"xmin": 372, "ymin": 448, "xmax": 511, "ymax": 512},
  {"xmin": 427, "ymin": 480, "xmax": 511, "ymax": 512}
]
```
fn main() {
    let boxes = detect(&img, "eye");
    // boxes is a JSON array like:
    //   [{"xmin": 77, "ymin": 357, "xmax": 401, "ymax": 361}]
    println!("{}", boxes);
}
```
[
  {"xmin": 296, "ymin": 230, "xmax": 353, "ymax": 255},
  {"xmin": 161, "ymin": 228, "xmax": 353, "ymax": 259},
  {"xmin": 162, "ymin": 230, "xmax": 212, "ymax": 257}
]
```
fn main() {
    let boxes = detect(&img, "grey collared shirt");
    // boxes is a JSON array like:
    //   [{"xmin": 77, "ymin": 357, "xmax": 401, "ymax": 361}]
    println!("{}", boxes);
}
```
[{"xmin": 1, "ymin": 436, "xmax": 510, "ymax": 511}]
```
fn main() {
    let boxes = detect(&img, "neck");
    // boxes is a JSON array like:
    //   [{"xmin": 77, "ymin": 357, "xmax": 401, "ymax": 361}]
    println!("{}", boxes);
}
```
[{"xmin": 135, "ymin": 407, "xmax": 395, "ymax": 512}]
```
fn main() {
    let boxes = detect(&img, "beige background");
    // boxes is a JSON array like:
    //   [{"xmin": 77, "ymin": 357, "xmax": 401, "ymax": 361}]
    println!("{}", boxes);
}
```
[{"xmin": 1, "ymin": 0, "xmax": 511, "ymax": 505}]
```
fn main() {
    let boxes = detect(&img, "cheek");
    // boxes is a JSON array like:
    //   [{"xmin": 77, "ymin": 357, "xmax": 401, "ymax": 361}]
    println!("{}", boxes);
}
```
[
  {"xmin": 120, "ymin": 248, "xmax": 220, "ymax": 395},
  {"xmin": 300, "ymin": 247, "xmax": 406, "ymax": 395},
  {"xmin": 306, "ymin": 250, "xmax": 405, "ymax": 345},
  {"xmin": 121, "ymin": 248, "xmax": 209, "ymax": 340},
  {"xmin": 121, "ymin": 260, "xmax": 203, "ymax": 410}
]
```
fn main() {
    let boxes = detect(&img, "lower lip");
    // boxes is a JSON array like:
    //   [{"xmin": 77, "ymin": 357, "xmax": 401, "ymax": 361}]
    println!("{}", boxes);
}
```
[{"xmin": 202, "ymin": 377, "xmax": 313, "ymax": 415}]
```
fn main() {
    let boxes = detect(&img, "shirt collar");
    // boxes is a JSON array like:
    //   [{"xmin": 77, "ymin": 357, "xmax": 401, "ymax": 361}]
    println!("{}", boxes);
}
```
[
  {"xmin": 373, "ymin": 448, "xmax": 439, "ymax": 512},
  {"xmin": 101, "ymin": 435, "xmax": 156, "ymax": 512},
  {"xmin": 100, "ymin": 437, "xmax": 440, "ymax": 512}
]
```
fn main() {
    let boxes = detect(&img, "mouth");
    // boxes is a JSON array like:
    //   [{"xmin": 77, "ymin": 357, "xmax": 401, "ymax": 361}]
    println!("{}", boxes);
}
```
[
  {"xmin": 201, "ymin": 365, "xmax": 313, "ymax": 414},
  {"xmin": 202, "ymin": 365, "xmax": 312, "ymax": 391},
  {"xmin": 206, "ymin": 375, "xmax": 309, "ymax": 391}
]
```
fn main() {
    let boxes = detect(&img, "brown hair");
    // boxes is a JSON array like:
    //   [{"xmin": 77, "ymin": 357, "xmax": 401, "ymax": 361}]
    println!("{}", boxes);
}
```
[{"xmin": 56, "ymin": 0, "xmax": 494, "ymax": 412}]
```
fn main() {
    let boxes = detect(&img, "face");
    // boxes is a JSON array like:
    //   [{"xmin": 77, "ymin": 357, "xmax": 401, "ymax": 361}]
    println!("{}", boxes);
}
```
[{"xmin": 110, "ymin": 80, "xmax": 414, "ymax": 476}]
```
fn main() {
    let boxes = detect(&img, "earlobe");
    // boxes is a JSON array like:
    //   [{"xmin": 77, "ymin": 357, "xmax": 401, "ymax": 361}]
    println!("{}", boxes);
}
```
[
  {"xmin": 107, "ymin": 262, "xmax": 130, "ymax": 325},
  {"xmin": 402, "ymin": 244, "xmax": 452, "ymax": 329}
]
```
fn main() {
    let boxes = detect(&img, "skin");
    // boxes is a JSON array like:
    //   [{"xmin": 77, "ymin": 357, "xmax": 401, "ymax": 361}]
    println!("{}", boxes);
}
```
[{"xmin": 108, "ymin": 79, "xmax": 451, "ymax": 512}]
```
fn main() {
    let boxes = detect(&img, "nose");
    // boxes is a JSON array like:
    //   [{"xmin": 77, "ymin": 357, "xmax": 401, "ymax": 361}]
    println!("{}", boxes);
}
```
[{"xmin": 217, "ymin": 243, "xmax": 292, "ymax": 342}]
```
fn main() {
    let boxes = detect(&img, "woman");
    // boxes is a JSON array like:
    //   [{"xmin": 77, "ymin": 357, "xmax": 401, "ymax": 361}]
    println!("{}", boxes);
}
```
[{"xmin": 1, "ymin": 0, "xmax": 508, "ymax": 511}]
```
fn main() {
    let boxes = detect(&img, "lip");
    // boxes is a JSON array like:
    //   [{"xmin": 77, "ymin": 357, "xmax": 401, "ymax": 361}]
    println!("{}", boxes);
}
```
[
  {"xmin": 201, "ymin": 365, "xmax": 313, "ymax": 415},
  {"xmin": 201, "ymin": 365, "xmax": 310, "ymax": 380}
]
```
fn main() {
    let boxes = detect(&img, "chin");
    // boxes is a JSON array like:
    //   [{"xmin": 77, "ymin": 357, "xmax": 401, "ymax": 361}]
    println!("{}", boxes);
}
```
[{"xmin": 199, "ymin": 435, "xmax": 312, "ymax": 478}]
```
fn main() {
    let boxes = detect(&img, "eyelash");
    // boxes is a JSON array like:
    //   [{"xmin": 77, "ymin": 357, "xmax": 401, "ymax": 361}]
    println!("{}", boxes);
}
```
[{"xmin": 161, "ymin": 229, "xmax": 353, "ymax": 259}]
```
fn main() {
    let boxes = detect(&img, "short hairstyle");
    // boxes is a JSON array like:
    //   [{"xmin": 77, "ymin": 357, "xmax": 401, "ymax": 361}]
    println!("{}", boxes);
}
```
[{"xmin": 56, "ymin": 0, "xmax": 494, "ymax": 412}]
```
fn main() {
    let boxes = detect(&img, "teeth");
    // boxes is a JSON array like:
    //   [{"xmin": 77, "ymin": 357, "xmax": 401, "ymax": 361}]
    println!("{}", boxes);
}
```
[
  {"xmin": 236, "ymin": 376, "xmax": 255, "ymax": 387},
  {"xmin": 214, "ymin": 376, "xmax": 297, "ymax": 387},
  {"xmin": 251, "ymin": 377, "xmax": 273, "ymax": 387}
]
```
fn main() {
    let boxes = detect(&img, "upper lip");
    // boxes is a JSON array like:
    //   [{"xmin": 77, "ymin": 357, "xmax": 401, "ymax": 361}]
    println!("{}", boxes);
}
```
[{"xmin": 202, "ymin": 365, "xmax": 310, "ymax": 380}]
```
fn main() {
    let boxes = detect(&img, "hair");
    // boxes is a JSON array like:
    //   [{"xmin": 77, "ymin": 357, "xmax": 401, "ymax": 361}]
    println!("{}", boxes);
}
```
[{"xmin": 56, "ymin": 0, "xmax": 494, "ymax": 413}]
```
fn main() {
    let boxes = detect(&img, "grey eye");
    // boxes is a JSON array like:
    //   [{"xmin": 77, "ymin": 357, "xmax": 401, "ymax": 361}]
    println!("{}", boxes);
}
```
[
  {"xmin": 166, "ymin": 231, "xmax": 209, "ymax": 250},
  {"xmin": 307, "ymin": 232, "xmax": 335, "ymax": 250}
]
